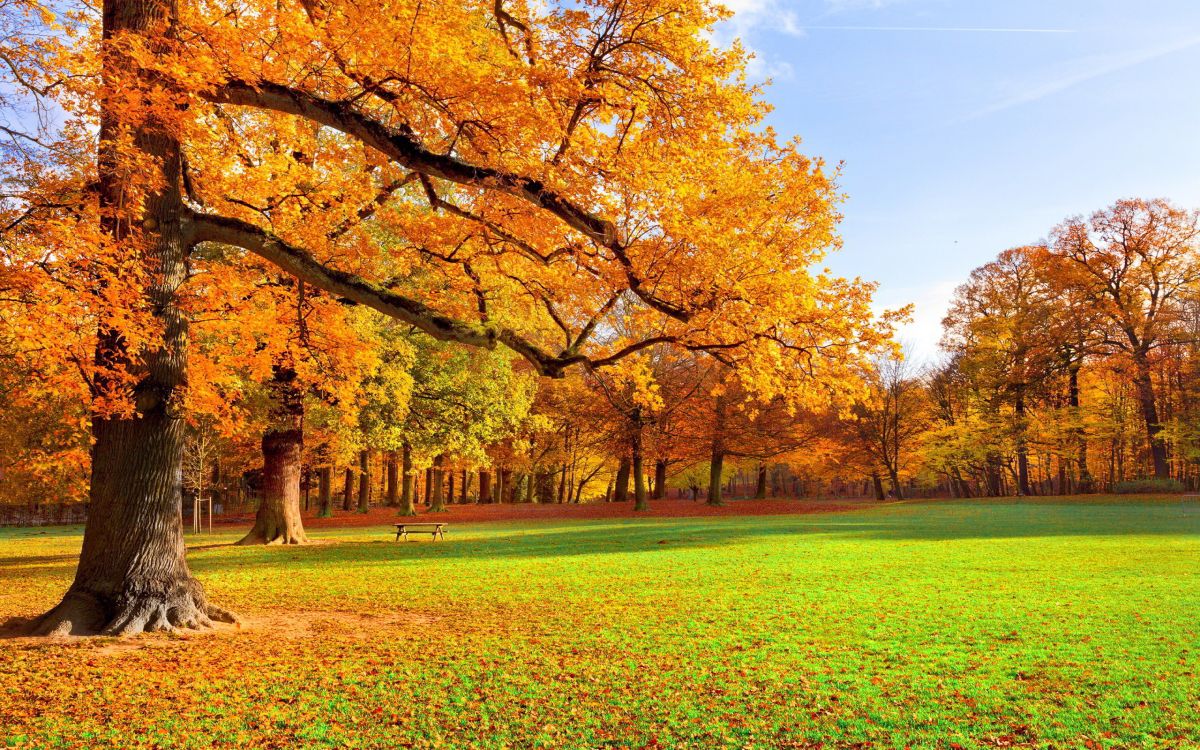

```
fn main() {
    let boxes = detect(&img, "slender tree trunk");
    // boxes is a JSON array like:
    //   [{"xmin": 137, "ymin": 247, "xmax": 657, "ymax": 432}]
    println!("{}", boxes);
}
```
[
  {"xmin": 398, "ymin": 443, "xmax": 416, "ymax": 516},
  {"xmin": 754, "ymin": 463, "xmax": 767, "ymax": 499},
  {"xmin": 342, "ymin": 467, "xmax": 353, "ymax": 511},
  {"xmin": 1014, "ymin": 391, "xmax": 1032, "ymax": 496},
  {"xmin": 317, "ymin": 466, "xmax": 332, "ymax": 518},
  {"xmin": 872, "ymin": 473, "xmax": 886, "ymax": 501},
  {"xmin": 239, "ymin": 365, "xmax": 308, "ymax": 545},
  {"xmin": 707, "ymin": 394, "xmax": 727, "ymax": 506},
  {"xmin": 614, "ymin": 458, "xmax": 631, "ymax": 502},
  {"xmin": 461, "ymin": 469, "xmax": 469, "ymax": 503},
  {"xmin": 357, "ymin": 450, "xmax": 371, "ymax": 512},
  {"xmin": 34, "ymin": 0, "xmax": 237, "ymax": 635}
]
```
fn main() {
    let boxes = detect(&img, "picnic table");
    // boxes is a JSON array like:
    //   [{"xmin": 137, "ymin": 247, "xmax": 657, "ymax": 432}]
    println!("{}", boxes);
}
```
[{"xmin": 394, "ymin": 522, "xmax": 447, "ymax": 541}]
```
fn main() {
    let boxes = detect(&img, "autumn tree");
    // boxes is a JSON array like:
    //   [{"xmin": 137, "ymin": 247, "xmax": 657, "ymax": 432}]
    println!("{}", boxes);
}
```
[
  {"xmin": 1050, "ymin": 199, "xmax": 1200, "ymax": 480},
  {"xmin": 843, "ymin": 354, "xmax": 927, "ymax": 499},
  {"xmin": 5, "ymin": 0, "xmax": 891, "ymax": 635}
]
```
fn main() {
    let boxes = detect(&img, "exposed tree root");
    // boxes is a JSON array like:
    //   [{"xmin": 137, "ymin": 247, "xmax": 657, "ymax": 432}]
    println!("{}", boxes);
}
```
[
  {"xmin": 236, "ymin": 519, "xmax": 309, "ymax": 545},
  {"xmin": 32, "ymin": 580, "xmax": 239, "ymax": 637}
]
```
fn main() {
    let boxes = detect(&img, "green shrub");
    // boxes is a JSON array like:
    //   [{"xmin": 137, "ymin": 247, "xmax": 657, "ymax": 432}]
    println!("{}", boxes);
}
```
[{"xmin": 1112, "ymin": 478, "xmax": 1186, "ymax": 494}]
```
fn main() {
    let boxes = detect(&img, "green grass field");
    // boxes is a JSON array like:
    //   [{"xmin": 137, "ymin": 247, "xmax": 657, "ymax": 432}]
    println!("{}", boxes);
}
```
[{"xmin": 2, "ymin": 498, "xmax": 1199, "ymax": 749}]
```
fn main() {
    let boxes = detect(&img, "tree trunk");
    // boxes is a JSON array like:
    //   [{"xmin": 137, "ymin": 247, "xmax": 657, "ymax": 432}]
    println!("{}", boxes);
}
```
[
  {"xmin": 461, "ymin": 469, "xmax": 470, "ymax": 503},
  {"xmin": 479, "ymin": 470, "xmax": 491, "ymax": 504},
  {"xmin": 872, "ymin": 473, "xmax": 886, "ymax": 501},
  {"xmin": 357, "ymin": 450, "xmax": 371, "ymax": 512},
  {"xmin": 707, "ymin": 394, "xmax": 727, "ymax": 506},
  {"xmin": 614, "ymin": 458, "xmax": 631, "ymax": 502},
  {"xmin": 399, "ymin": 443, "xmax": 416, "ymax": 516},
  {"xmin": 342, "ymin": 467, "xmax": 354, "ymax": 511},
  {"xmin": 238, "ymin": 365, "xmax": 307, "ymax": 545},
  {"xmin": 317, "ymin": 466, "xmax": 332, "ymax": 518},
  {"xmin": 652, "ymin": 459, "xmax": 668, "ymax": 500},
  {"xmin": 1133, "ymin": 356, "xmax": 1170, "ymax": 480},
  {"xmin": 754, "ymin": 463, "xmax": 767, "ymax": 499},
  {"xmin": 1072, "ymin": 361, "xmax": 1093, "ymax": 492},
  {"xmin": 430, "ymin": 455, "xmax": 446, "ymax": 512},
  {"xmin": 385, "ymin": 451, "xmax": 399, "ymax": 507},
  {"xmin": 1014, "ymin": 392, "xmax": 1032, "ymax": 496},
  {"xmin": 631, "ymin": 424, "xmax": 648, "ymax": 512},
  {"xmin": 34, "ymin": 0, "xmax": 238, "ymax": 636},
  {"xmin": 887, "ymin": 467, "xmax": 905, "ymax": 500}
]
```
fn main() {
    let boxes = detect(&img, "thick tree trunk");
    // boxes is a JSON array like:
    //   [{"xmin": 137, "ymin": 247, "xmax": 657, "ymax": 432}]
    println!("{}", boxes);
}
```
[
  {"xmin": 614, "ymin": 458, "xmax": 631, "ymax": 502},
  {"xmin": 317, "ymin": 466, "xmax": 332, "ymax": 518},
  {"xmin": 1133, "ymin": 357, "xmax": 1170, "ymax": 480},
  {"xmin": 385, "ymin": 451, "xmax": 399, "ymax": 507},
  {"xmin": 34, "ymin": 0, "xmax": 237, "ymax": 636},
  {"xmin": 631, "ymin": 425, "xmax": 648, "ymax": 512},
  {"xmin": 357, "ymin": 450, "xmax": 370, "ymax": 512},
  {"xmin": 430, "ymin": 455, "xmax": 446, "ymax": 512},
  {"xmin": 238, "ymin": 365, "xmax": 307, "ymax": 545},
  {"xmin": 479, "ymin": 470, "xmax": 491, "ymax": 504},
  {"xmin": 872, "ymin": 473, "xmax": 886, "ymax": 501},
  {"xmin": 652, "ymin": 459, "xmax": 668, "ymax": 500}
]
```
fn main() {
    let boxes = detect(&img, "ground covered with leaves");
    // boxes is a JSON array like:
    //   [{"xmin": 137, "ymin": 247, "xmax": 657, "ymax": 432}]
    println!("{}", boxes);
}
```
[{"xmin": 2, "ymin": 497, "xmax": 1198, "ymax": 749}]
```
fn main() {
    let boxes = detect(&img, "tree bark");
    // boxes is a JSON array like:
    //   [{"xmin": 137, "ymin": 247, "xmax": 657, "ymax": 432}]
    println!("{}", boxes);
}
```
[
  {"xmin": 1014, "ymin": 391, "xmax": 1031, "ymax": 496},
  {"xmin": 342, "ymin": 467, "xmax": 354, "ymax": 511},
  {"xmin": 479, "ymin": 470, "xmax": 491, "ymax": 504},
  {"xmin": 357, "ymin": 450, "xmax": 371, "ymax": 512},
  {"xmin": 707, "ymin": 394, "xmax": 727, "ymax": 506},
  {"xmin": 385, "ymin": 451, "xmax": 399, "ymax": 507},
  {"xmin": 1133, "ymin": 356, "xmax": 1170, "ymax": 480},
  {"xmin": 754, "ymin": 463, "xmax": 767, "ymax": 499},
  {"xmin": 872, "ymin": 473, "xmax": 886, "ymax": 501},
  {"xmin": 614, "ymin": 458, "xmax": 631, "ymax": 502},
  {"xmin": 631, "ymin": 423, "xmax": 648, "ymax": 512},
  {"xmin": 238, "ymin": 365, "xmax": 307, "ymax": 545},
  {"xmin": 430, "ymin": 454, "xmax": 447, "ymax": 512},
  {"xmin": 34, "ymin": 0, "xmax": 237, "ymax": 636},
  {"xmin": 652, "ymin": 459, "xmax": 668, "ymax": 500}
]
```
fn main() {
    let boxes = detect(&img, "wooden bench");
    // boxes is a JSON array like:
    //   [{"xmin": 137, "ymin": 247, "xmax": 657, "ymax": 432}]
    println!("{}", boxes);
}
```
[{"xmin": 394, "ymin": 522, "xmax": 447, "ymax": 542}]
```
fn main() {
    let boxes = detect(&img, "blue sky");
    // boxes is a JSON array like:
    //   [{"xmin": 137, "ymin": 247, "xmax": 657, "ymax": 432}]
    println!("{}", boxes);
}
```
[{"xmin": 716, "ymin": 0, "xmax": 1200, "ymax": 359}]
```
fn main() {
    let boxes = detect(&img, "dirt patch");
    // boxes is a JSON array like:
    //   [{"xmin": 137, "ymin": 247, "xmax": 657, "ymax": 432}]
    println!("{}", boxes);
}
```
[
  {"xmin": 216, "ymin": 497, "xmax": 868, "ymax": 530},
  {"xmin": 242, "ymin": 609, "xmax": 439, "ymax": 640}
]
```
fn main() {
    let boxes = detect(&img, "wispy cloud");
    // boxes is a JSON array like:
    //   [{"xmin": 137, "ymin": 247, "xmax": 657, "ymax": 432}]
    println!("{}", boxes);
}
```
[
  {"xmin": 970, "ymin": 34, "xmax": 1200, "ymax": 119},
  {"xmin": 801, "ymin": 25, "xmax": 1075, "ymax": 34}
]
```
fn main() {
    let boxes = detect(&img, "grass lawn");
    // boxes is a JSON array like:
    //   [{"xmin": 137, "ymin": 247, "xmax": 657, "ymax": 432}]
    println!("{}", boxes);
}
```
[{"xmin": 2, "ymin": 498, "xmax": 1199, "ymax": 749}]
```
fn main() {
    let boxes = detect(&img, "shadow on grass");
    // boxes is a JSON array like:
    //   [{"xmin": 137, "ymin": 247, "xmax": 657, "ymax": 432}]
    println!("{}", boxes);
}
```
[
  {"xmin": 175, "ymin": 502, "xmax": 1200, "ymax": 576},
  {"xmin": 3, "ymin": 503, "xmax": 1199, "ymax": 581}
]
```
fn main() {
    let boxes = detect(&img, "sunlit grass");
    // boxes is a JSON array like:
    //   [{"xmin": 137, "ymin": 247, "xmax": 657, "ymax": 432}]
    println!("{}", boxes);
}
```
[{"xmin": 2, "ymin": 498, "xmax": 1199, "ymax": 748}]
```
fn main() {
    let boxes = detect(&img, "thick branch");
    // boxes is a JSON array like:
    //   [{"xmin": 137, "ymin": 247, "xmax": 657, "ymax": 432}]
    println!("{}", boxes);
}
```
[
  {"xmin": 205, "ymin": 80, "xmax": 690, "ymax": 321},
  {"xmin": 189, "ymin": 211, "xmax": 573, "ymax": 375}
]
